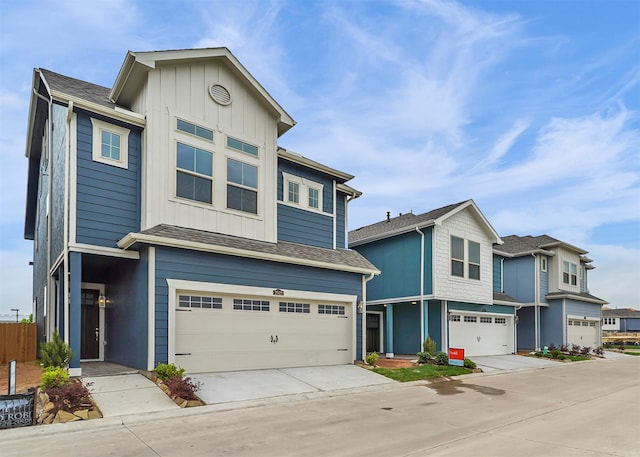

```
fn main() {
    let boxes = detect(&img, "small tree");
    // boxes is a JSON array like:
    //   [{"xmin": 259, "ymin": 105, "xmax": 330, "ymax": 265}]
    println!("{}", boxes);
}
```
[
  {"xmin": 423, "ymin": 336, "xmax": 436, "ymax": 356},
  {"xmin": 40, "ymin": 330, "xmax": 73, "ymax": 368}
]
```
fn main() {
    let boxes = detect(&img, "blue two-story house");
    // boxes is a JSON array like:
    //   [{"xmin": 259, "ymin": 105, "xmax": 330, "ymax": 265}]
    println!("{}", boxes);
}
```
[
  {"xmin": 349, "ymin": 200, "xmax": 519, "ymax": 357},
  {"xmin": 23, "ymin": 48, "xmax": 378, "ymax": 376},
  {"xmin": 496, "ymin": 235, "xmax": 608, "ymax": 350}
]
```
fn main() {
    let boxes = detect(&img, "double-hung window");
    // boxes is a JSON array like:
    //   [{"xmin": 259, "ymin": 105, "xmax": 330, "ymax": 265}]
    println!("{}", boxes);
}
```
[
  {"xmin": 227, "ymin": 158, "xmax": 258, "ymax": 214},
  {"xmin": 288, "ymin": 181, "xmax": 300, "ymax": 204},
  {"xmin": 562, "ymin": 261, "xmax": 577, "ymax": 286},
  {"xmin": 282, "ymin": 172, "xmax": 324, "ymax": 212},
  {"xmin": 451, "ymin": 236, "xmax": 480, "ymax": 280},
  {"xmin": 91, "ymin": 118, "xmax": 130, "ymax": 169},
  {"xmin": 308, "ymin": 187, "xmax": 320, "ymax": 209},
  {"xmin": 176, "ymin": 142, "xmax": 213, "ymax": 204}
]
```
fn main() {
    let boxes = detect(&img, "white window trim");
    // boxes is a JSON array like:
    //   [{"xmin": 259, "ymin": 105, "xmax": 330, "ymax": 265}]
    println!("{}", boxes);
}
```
[
  {"xmin": 281, "ymin": 172, "xmax": 324, "ymax": 213},
  {"xmin": 541, "ymin": 257, "xmax": 547, "ymax": 272},
  {"xmin": 91, "ymin": 118, "xmax": 129, "ymax": 169},
  {"xmin": 450, "ymin": 235, "xmax": 481, "ymax": 281},
  {"xmin": 174, "ymin": 140, "xmax": 215, "ymax": 205},
  {"xmin": 226, "ymin": 157, "xmax": 260, "ymax": 215}
]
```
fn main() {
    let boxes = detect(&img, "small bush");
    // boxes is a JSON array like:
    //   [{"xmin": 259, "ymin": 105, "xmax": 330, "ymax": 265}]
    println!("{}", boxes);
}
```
[
  {"xmin": 560, "ymin": 344, "xmax": 569, "ymax": 353},
  {"xmin": 534, "ymin": 351, "xmax": 544, "ymax": 357},
  {"xmin": 40, "ymin": 366, "xmax": 69, "ymax": 389},
  {"xmin": 416, "ymin": 351, "xmax": 432, "ymax": 364},
  {"xmin": 40, "ymin": 330, "xmax": 73, "ymax": 368},
  {"xmin": 163, "ymin": 376, "xmax": 201, "ymax": 401},
  {"xmin": 557, "ymin": 354, "xmax": 566, "ymax": 360},
  {"xmin": 550, "ymin": 349, "xmax": 561, "ymax": 359},
  {"xmin": 593, "ymin": 347, "xmax": 604, "ymax": 356},
  {"xmin": 434, "ymin": 351, "xmax": 448, "ymax": 365},
  {"xmin": 45, "ymin": 378, "xmax": 93, "ymax": 413},
  {"xmin": 154, "ymin": 363, "xmax": 185, "ymax": 381},
  {"xmin": 580, "ymin": 346, "xmax": 591, "ymax": 356},
  {"xmin": 547, "ymin": 343, "xmax": 557, "ymax": 351},
  {"xmin": 570, "ymin": 344, "xmax": 582, "ymax": 356},
  {"xmin": 423, "ymin": 336, "xmax": 436, "ymax": 356},
  {"xmin": 365, "ymin": 352, "xmax": 379, "ymax": 366},
  {"xmin": 20, "ymin": 313, "xmax": 33, "ymax": 323},
  {"xmin": 463, "ymin": 358, "xmax": 476, "ymax": 369}
]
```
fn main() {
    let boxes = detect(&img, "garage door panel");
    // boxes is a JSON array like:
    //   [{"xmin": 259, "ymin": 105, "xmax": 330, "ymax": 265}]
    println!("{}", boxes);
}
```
[
  {"xmin": 567, "ymin": 318, "xmax": 599, "ymax": 348},
  {"xmin": 449, "ymin": 313, "xmax": 514, "ymax": 356}
]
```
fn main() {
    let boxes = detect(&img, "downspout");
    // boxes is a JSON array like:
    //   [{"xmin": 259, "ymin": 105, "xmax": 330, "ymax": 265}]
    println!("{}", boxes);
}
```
[
  {"xmin": 415, "ymin": 226, "xmax": 425, "ymax": 345},
  {"xmin": 362, "ymin": 272, "xmax": 376, "ymax": 360},
  {"xmin": 64, "ymin": 101, "xmax": 74, "ymax": 343},
  {"xmin": 532, "ymin": 253, "xmax": 539, "ymax": 350}
]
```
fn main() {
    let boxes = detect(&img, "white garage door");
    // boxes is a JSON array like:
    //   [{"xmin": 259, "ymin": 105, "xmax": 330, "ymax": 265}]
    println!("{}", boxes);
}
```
[
  {"xmin": 174, "ymin": 292, "xmax": 353, "ymax": 373},
  {"xmin": 567, "ymin": 318, "xmax": 599, "ymax": 348},
  {"xmin": 449, "ymin": 311, "xmax": 514, "ymax": 356}
]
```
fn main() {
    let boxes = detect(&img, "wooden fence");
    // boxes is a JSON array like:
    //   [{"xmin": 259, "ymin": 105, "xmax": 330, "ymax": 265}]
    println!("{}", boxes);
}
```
[{"xmin": 0, "ymin": 323, "xmax": 37, "ymax": 364}]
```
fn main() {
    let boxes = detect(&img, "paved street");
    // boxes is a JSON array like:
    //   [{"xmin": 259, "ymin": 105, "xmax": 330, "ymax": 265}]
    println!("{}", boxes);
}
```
[{"xmin": 4, "ymin": 357, "xmax": 639, "ymax": 457}]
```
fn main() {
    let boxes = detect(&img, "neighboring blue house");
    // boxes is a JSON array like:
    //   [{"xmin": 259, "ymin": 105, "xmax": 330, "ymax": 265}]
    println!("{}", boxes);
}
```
[
  {"xmin": 23, "ymin": 48, "xmax": 378, "ymax": 375},
  {"xmin": 349, "ymin": 200, "xmax": 520, "ymax": 357},
  {"xmin": 602, "ymin": 308, "xmax": 640, "ymax": 333},
  {"xmin": 496, "ymin": 235, "xmax": 608, "ymax": 350}
]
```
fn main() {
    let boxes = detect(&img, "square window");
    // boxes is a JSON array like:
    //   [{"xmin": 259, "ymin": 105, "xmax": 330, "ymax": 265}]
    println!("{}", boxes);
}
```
[{"xmin": 91, "ymin": 118, "xmax": 129, "ymax": 169}]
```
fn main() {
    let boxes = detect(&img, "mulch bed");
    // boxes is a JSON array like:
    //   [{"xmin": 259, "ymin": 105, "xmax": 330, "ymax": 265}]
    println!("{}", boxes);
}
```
[{"xmin": 374, "ymin": 358, "xmax": 416, "ymax": 369}]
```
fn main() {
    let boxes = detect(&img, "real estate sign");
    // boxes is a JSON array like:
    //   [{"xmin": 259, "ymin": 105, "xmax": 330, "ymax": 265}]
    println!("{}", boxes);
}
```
[{"xmin": 448, "ymin": 347, "xmax": 464, "ymax": 367}]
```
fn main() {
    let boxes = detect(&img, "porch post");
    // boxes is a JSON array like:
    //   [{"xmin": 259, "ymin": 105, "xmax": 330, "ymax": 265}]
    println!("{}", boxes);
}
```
[
  {"xmin": 385, "ymin": 304, "xmax": 394, "ymax": 357},
  {"xmin": 422, "ymin": 300, "xmax": 429, "ymax": 347},
  {"xmin": 69, "ymin": 251, "xmax": 82, "ymax": 376}
]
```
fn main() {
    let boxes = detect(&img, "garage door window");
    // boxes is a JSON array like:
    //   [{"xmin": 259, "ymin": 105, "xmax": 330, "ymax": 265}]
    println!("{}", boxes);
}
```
[
  {"xmin": 480, "ymin": 316, "xmax": 492, "ymax": 323},
  {"xmin": 233, "ymin": 299, "xmax": 269, "ymax": 311},
  {"xmin": 495, "ymin": 317, "xmax": 507, "ymax": 324},
  {"xmin": 464, "ymin": 316, "xmax": 477, "ymax": 323},
  {"xmin": 179, "ymin": 295, "xmax": 222, "ymax": 309},
  {"xmin": 318, "ymin": 304, "xmax": 345, "ymax": 315},
  {"xmin": 279, "ymin": 302, "xmax": 310, "ymax": 313},
  {"xmin": 450, "ymin": 314, "xmax": 461, "ymax": 322}
]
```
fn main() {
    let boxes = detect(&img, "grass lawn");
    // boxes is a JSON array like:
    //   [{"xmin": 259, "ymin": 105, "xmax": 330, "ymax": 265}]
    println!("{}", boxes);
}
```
[
  {"xmin": 372, "ymin": 364, "xmax": 471, "ymax": 382},
  {"xmin": 563, "ymin": 355, "xmax": 590, "ymax": 361}
]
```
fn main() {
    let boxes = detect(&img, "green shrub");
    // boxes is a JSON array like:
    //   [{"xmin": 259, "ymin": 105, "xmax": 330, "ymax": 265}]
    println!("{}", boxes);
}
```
[
  {"xmin": 20, "ymin": 313, "xmax": 33, "ymax": 323},
  {"xmin": 534, "ymin": 351, "xmax": 543, "ymax": 357},
  {"xmin": 40, "ymin": 366, "xmax": 69, "ymax": 389},
  {"xmin": 557, "ymin": 354, "xmax": 566, "ymax": 360},
  {"xmin": 416, "ymin": 351, "xmax": 432, "ymax": 364},
  {"xmin": 550, "ymin": 349, "xmax": 561, "ymax": 359},
  {"xmin": 423, "ymin": 336, "xmax": 436, "ymax": 356},
  {"xmin": 154, "ymin": 363, "xmax": 185, "ymax": 381},
  {"xmin": 463, "ymin": 358, "xmax": 476, "ymax": 369},
  {"xmin": 434, "ymin": 351, "xmax": 448, "ymax": 365},
  {"xmin": 365, "ymin": 352, "xmax": 379, "ymax": 366},
  {"xmin": 40, "ymin": 330, "xmax": 73, "ymax": 368}
]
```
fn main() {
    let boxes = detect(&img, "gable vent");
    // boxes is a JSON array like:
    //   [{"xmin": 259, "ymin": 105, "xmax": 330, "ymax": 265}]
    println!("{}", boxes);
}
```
[{"xmin": 209, "ymin": 84, "xmax": 232, "ymax": 105}]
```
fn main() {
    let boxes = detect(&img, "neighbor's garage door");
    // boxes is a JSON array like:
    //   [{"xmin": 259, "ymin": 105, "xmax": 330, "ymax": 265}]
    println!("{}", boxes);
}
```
[
  {"xmin": 567, "ymin": 318, "xmax": 599, "ymax": 348},
  {"xmin": 449, "ymin": 311, "xmax": 514, "ymax": 356},
  {"xmin": 175, "ymin": 293, "xmax": 353, "ymax": 373}
]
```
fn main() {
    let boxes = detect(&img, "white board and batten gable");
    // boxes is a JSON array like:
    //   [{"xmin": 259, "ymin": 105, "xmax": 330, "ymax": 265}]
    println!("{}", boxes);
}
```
[
  {"xmin": 110, "ymin": 48, "xmax": 295, "ymax": 243},
  {"xmin": 433, "ymin": 201, "xmax": 501, "ymax": 304}
]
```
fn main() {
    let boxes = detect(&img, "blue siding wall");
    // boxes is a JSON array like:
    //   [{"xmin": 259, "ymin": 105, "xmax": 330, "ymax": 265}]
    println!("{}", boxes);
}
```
[
  {"xmin": 427, "ymin": 300, "xmax": 442, "ymax": 352},
  {"xmin": 448, "ymin": 301, "xmax": 515, "ymax": 315},
  {"xmin": 75, "ymin": 111, "xmax": 140, "ymax": 248},
  {"xmin": 393, "ymin": 304, "xmax": 421, "ymax": 354},
  {"xmin": 423, "ymin": 228, "xmax": 433, "ymax": 295},
  {"xmin": 540, "ymin": 264, "xmax": 549, "ymax": 303},
  {"xmin": 517, "ymin": 307, "xmax": 536, "ymax": 349},
  {"xmin": 541, "ymin": 299, "xmax": 564, "ymax": 347},
  {"xmin": 33, "ymin": 141, "xmax": 49, "ymax": 345},
  {"xmin": 492, "ymin": 254, "xmax": 502, "ymax": 292},
  {"xmin": 622, "ymin": 318, "xmax": 640, "ymax": 332},
  {"xmin": 580, "ymin": 265, "xmax": 588, "ymax": 293},
  {"xmin": 277, "ymin": 160, "xmax": 334, "ymax": 214},
  {"xmin": 336, "ymin": 193, "xmax": 346, "ymax": 249},
  {"xmin": 503, "ymin": 256, "xmax": 535, "ymax": 303},
  {"xmin": 154, "ymin": 247, "xmax": 364, "ymax": 365},
  {"xmin": 277, "ymin": 203, "xmax": 333, "ymax": 248},
  {"xmin": 104, "ymin": 254, "xmax": 148, "ymax": 369},
  {"xmin": 355, "ymin": 232, "xmax": 421, "ymax": 301},
  {"xmin": 50, "ymin": 103, "xmax": 66, "ymax": 261},
  {"xmin": 565, "ymin": 299, "xmax": 601, "ymax": 319}
]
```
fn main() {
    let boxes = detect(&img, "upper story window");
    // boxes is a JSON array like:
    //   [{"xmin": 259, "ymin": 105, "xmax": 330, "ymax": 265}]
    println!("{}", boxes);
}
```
[
  {"xmin": 91, "ymin": 118, "xmax": 129, "ymax": 169},
  {"xmin": 176, "ymin": 142, "xmax": 213, "ymax": 204},
  {"xmin": 282, "ymin": 172, "xmax": 324, "ymax": 213},
  {"xmin": 451, "ymin": 236, "xmax": 481, "ymax": 280},
  {"xmin": 177, "ymin": 119, "xmax": 214, "ymax": 142},
  {"xmin": 227, "ymin": 136, "xmax": 258, "ymax": 156},
  {"xmin": 603, "ymin": 317, "xmax": 616, "ymax": 325},
  {"xmin": 227, "ymin": 158, "xmax": 258, "ymax": 214},
  {"xmin": 562, "ymin": 261, "xmax": 578, "ymax": 286},
  {"xmin": 541, "ymin": 257, "xmax": 547, "ymax": 272}
]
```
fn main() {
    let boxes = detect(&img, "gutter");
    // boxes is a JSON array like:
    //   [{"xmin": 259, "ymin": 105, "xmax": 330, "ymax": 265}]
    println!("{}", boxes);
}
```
[{"xmin": 361, "ymin": 272, "xmax": 376, "ymax": 360}]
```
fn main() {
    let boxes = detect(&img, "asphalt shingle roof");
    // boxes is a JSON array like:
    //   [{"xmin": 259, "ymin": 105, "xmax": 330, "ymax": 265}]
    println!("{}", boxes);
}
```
[
  {"xmin": 349, "ymin": 200, "xmax": 469, "ymax": 245},
  {"xmin": 40, "ymin": 69, "xmax": 117, "ymax": 109},
  {"xmin": 546, "ymin": 291, "xmax": 608, "ymax": 304},
  {"xmin": 497, "ymin": 234, "xmax": 562, "ymax": 255},
  {"xmin": 493, "ymin": 292, "xmax": 520, "ymax": 304},
  {"xmin": 602, "ymin": 308, "xmax": 640, "ymax": 318},
  {"xmin": 138, "ymin": 224, "xmax": 379, "ymax": 273}
]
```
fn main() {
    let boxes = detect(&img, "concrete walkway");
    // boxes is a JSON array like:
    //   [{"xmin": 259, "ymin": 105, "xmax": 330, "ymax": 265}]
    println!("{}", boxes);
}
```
[{"xmin": 469, "ymin": 354, "xmax": 560, "ymax": 373}]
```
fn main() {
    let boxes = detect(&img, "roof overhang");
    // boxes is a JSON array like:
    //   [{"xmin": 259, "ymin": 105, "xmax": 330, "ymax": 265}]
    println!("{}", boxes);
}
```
[
  {"xmin": 539, "ymin": 240, "xmax": 588, "ymax": 255},
  {"xmin": 278, "ymin": 148, "xmax": 354, "ymax": 182},
  {"xmin": 546, "ymin": 293, "xmax": 608, "ymax": 305},
  {"xmin": 349, "ymin": 220, "xmax": 437, "ymax": 247},
  {"xmin": 493, "ymin": 248, "xmax": 556, "ymax": 258},
  {"xmin": 436, "ymin": 200, "xmax": 502, "ymax": 245},
  {"xmin": 110, "ymin": 48, "xmax": 295, "ymax": 136},
  {"xmin": 118, "ymin": 232, "xmax": 380, "ymax": 276}
]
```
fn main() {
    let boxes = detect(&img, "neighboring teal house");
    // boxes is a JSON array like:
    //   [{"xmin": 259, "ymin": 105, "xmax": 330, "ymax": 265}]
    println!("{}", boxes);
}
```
[
  {"xmin": 496, "ymin": 235, "xmax": 608, "ymax": 351},
  {"xmin": 349, "ymin": 200, "xmax": 519, "ymax": 357}
]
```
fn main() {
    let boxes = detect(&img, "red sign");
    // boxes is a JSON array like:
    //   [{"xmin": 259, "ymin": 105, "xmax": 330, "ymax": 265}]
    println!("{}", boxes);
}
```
[{"xmin": 448, "ymin": 347, "xmax": 464, "ymax": 366}]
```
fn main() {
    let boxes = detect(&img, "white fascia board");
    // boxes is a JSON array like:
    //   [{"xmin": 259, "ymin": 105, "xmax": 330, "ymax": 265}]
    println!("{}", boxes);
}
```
[
  {"xmin": 118, "ymin": 233, "xmax": 379, "ymax": 276},
  {"xmin": 69, "ymin": 242, "xmax": 140, "ymax": 259},
  {"xmin": 493, "ymin": 299, "xmax": 525, "ymax": 307},
  {"xmin": 548, "ymin": 293, "xmax": 608, "ymax": 305},
  {"xmin": 278, "ymin": 148, "xmax": 354, "ymax": 181},
  {"xmin": 365, "ymin": 295, "xmax": 431, "ymax": 306},
  {"xmin": 50, "ymin": 90, "xmax": 146, "ymax": 127},
  {"xmin": 539, "ymin": 241, "xmax": 588, "ymax": 255},
  {"xmin": 493, "ymin": 248, "xmax": 556, "ymax": 258},
  {"xmin": 349, "ymin": 222, "xmax": 436, "ymax": 247},
  {"xmin": 448, "ymin": 309, "xmax": 516, "ymax": 317},
  {"xmin": 336, "ymin": 182, "xmax": 362, "ymax": 199},
  {"xmin": 436, "ymin": 200, "xmax": 502, "ymax": 244}
]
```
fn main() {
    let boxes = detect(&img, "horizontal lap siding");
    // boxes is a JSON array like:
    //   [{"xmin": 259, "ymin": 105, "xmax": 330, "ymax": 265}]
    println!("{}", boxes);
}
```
[
  {"xmin": 75, "ymin": 112, "xmax": 140, "ymax": 248},
  {"xmin": 277, "ymin": 204, "xmax": 333, "ymax": 248},
  {"xmin": 154, "ymin": 247, "xmax": 363, "ymax": 365},
  {"xmin": 503, "ymin": 256, "xmax": 535, "ymax": 303},
  {"xmin": 566, "ymin": 299, "xmax": 601, "ymax": 319},
  {"xmin": 517, "ymin": 307, "xmax": 536, "ymax": 349},
  {"xmin": 541, "ymin": 300, "xmax": 563, "ymax": 347},
  {"xmin": 50, "ymin": 103, "xmax": 67, "ymax": 260},
  {"xmin": 336, "ymin": 193, "xmax": 346, "ymax": 249},
  {"xmin": 493, "ymin": 255, "xmax": 502, "ymax": 293}
]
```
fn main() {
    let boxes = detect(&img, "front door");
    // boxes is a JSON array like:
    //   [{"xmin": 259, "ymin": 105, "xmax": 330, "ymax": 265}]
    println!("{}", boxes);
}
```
[
  {"xmin": 81, "ymin": 289, "xmax": 100, "ymax": 359},
  {"xmin": 366, "ymin": 313, "xmax": 380, "ymax": 352}
]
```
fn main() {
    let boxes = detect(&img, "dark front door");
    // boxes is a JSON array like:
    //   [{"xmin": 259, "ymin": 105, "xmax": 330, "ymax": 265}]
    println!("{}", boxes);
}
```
[
  {"xmin": 81, "ymin": 289, "xmax": 100, "ymax": 359},
  {"xmin": 366, "ymin": 313, "xmax": 380, "ymax": 353}
]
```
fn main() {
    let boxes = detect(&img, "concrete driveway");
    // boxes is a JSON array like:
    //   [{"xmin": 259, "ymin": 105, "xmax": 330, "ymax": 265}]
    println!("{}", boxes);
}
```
[
  {"xmin": 469, "ymin": 354, "xmax": 560, "ymax": 372},
  {"xmin": 191, "ymin": 364, "xmax": 393, "ymax": 404}
]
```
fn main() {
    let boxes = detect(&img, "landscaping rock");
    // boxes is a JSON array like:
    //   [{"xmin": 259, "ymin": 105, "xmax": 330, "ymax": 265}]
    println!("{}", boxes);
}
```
[
  {"xmin": 88, "ymin": 409, "xmax": 102, "ymax": 420},
  {"xmin": 54, "ymin": 410, "xmax": 80, "ymax": 423},
  {"xmin": 74, "ymin": 409, "xmax": 89, "ymax": 420}
]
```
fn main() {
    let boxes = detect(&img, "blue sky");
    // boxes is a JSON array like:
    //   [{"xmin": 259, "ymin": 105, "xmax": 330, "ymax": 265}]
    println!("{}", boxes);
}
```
[{"xmin": 1, "ymin": 0, "xmax": 639, "ymax": 317}]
